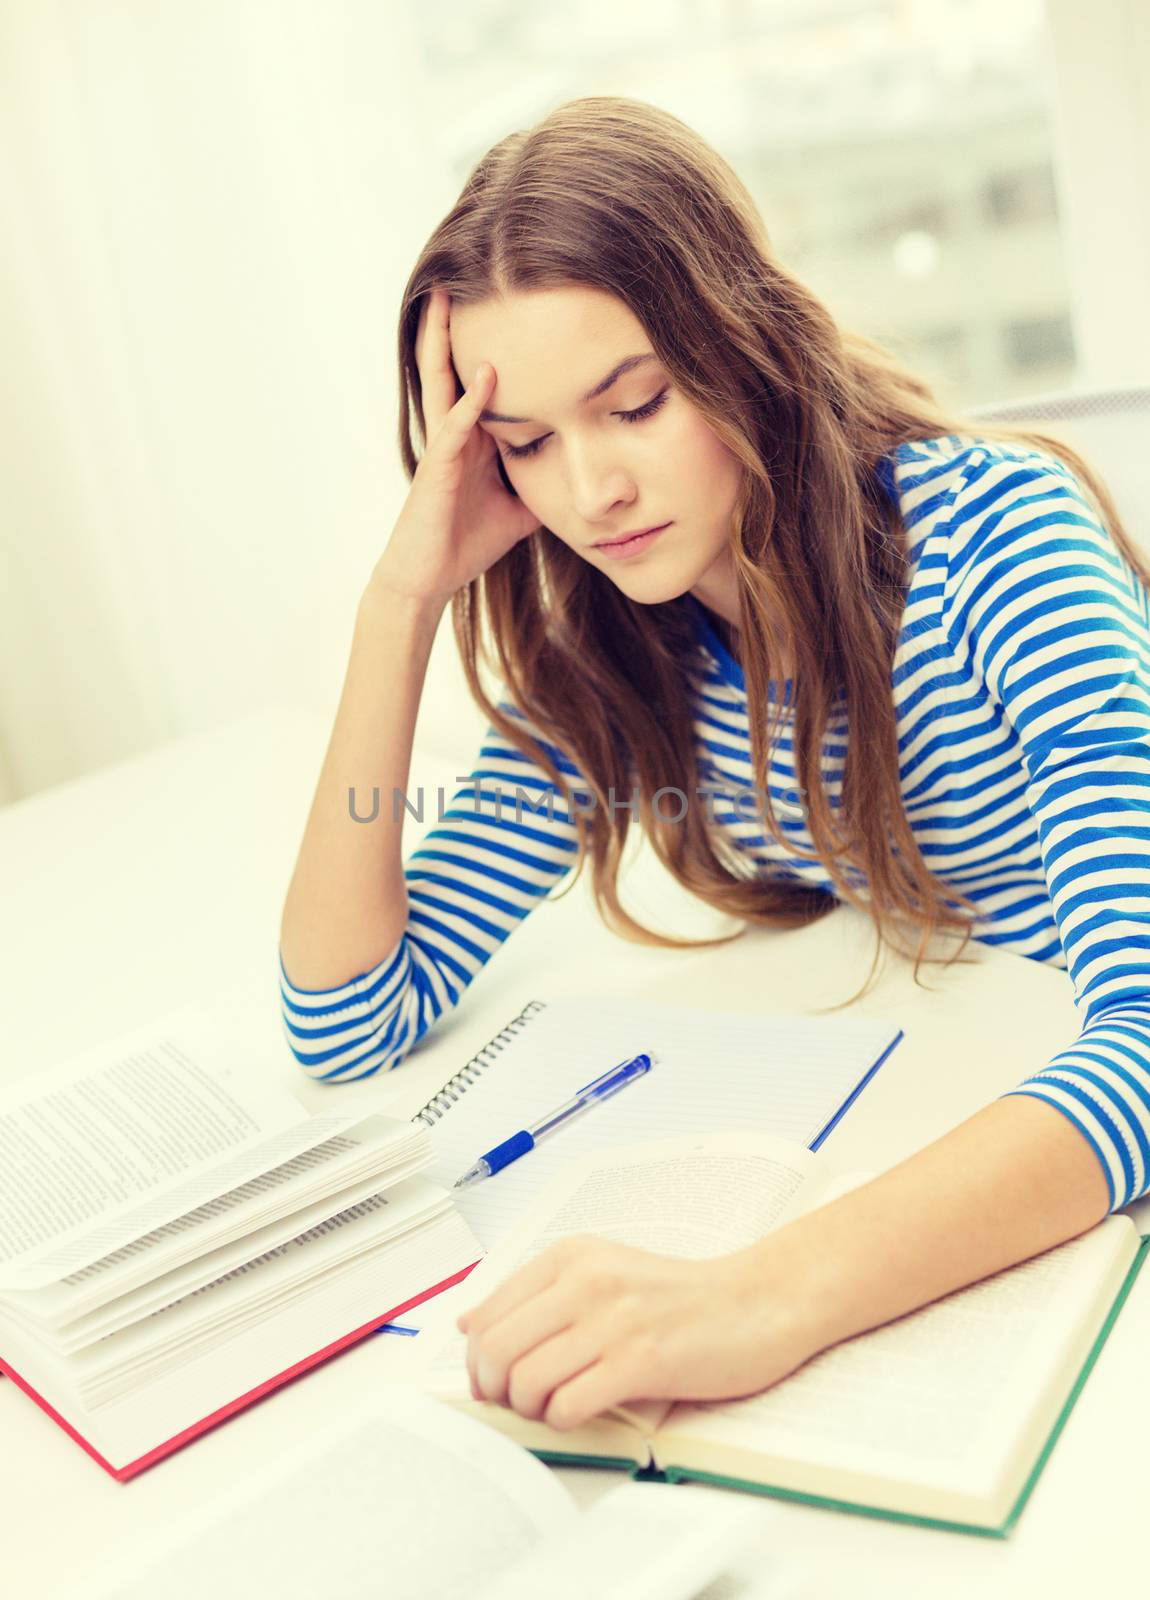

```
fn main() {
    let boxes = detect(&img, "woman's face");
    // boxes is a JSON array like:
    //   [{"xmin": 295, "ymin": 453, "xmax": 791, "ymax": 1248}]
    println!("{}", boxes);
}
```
[{"xmin": 448, "ymin": 286, "xmax": 743, "ymax": 612}]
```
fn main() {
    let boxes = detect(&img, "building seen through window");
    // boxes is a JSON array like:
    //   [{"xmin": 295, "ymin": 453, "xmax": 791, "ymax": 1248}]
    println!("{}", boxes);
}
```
[{"xmin": 414, "ymin": 0, "xmax": 1073, "ymax": 409}]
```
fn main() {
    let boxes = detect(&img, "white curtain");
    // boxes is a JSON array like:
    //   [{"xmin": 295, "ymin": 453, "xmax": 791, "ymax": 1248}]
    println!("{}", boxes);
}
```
[{"xmin": 0, "ymin": 0, "xmax": 487, "ymax": 805}]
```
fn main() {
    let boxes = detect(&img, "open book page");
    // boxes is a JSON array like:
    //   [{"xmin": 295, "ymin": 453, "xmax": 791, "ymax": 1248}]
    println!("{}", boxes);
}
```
[
  {"xmin": 657, "ymin": 1214, "xmax": 1139, "ymax": 1499},
  {"xmin": 69, "ymin": 1178, "xmax": 457, "ymax": 1405},
  {"xmin": 473, "ymin": 1481, "xmax": 782, "ymax": 1600},
  {"xmin": 0, "ymin": 1203, "xmax": 484, "ymax": 1472},
  {"xmin": 786, "ymin": 1166, "xmax": 876, "ymax": 1218},
  {"xmin": 8, "ymin": 1117, "xmax": 429, "ymax": 1326},
  {"xmin": 418, "ymin": 1131, "xmax": 832, "ymax": 1446},
  {"xmin": 424, "ymin": 996, "xmax": 900, "ymax": 1248},
  {"xmin": 40, "ymin": 1153, "xmax": 438, "ymax": 1350},
  {"xmin": 73, "ymin": 1387, "xmax": 575, "ymax": 1600},
  {"xmin": 0, "ymin": 1009, "xmax": 354, "ymax": 1290}
]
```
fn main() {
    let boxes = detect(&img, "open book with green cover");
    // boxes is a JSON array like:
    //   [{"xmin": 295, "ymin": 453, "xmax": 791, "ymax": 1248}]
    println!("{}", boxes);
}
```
[{"xmin": 416, "ymin": 1131, "xmax": 1149, "ymax": 1539}]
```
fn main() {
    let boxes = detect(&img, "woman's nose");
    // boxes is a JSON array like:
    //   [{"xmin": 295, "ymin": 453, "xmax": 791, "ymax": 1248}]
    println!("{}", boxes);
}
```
[{"xmin": 567, "ymin": 454, "xmax": 637, "ymax": 525}]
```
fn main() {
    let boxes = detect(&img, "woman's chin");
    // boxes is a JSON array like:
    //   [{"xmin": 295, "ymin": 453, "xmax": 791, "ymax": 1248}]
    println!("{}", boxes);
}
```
[{"xmin": 603, "ymin": 563, "xmax": 705, "ymax": 606}]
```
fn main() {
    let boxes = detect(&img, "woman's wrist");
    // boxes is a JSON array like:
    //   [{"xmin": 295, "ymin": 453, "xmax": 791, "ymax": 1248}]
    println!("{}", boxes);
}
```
[
  {"xmin": 726, "ymin": 1094, "xmax": 1116, "ymax": 1372},
  {"xmin": 727, "ymin": 1214, "xmax": 854, "ymax": 1361},
  {"xmin": 359, "ymin": 569, "xmax": 448, "ymax": 633}
]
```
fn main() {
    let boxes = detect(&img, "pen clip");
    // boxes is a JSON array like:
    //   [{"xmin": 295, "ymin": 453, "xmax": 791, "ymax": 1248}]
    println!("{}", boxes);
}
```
[{"xmin": 575, "ymin": 1052, "xmax": 654, "ymax": 1101}]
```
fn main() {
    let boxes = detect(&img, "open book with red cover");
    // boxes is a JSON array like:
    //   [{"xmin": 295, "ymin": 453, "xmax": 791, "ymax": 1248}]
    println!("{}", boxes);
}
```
[{"xmin": 0, "ymin": 1010, "xmax": 483, "ymax": 1480}]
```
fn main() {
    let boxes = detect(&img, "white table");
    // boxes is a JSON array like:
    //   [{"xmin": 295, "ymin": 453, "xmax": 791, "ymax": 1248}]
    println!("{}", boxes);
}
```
[{"xmin": 3, "ymin": 705, "xmax": 1146, "ymax": 1599}]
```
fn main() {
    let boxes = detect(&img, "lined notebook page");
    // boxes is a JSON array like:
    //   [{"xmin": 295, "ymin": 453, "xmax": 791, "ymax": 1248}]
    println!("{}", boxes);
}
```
[{"xmin": 421, "ymin": 996, "xmax": 901, "ymax": 1246}]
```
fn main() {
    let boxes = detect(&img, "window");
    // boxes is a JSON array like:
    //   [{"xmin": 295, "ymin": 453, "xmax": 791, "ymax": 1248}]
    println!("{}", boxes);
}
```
[
  {"xmin": 1003, "ymin": 314, "xmax": 1076, "ymax": 372},
  {"xmin": 417, "ymin": 0, "xmax": 1075, "ymax": 408},
  {"xmin": 983, "ymin": 166, "xmax": 1059, "ymax": 228}
]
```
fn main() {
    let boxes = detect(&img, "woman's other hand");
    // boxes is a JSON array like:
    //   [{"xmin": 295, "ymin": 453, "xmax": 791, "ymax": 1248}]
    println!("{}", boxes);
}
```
[
  {"xmin": 371, "ymin": 289, "xmax": 542, "ymax": 605},
  {"xmin": 456, "ymin": 1234, "xmax": 825, "ymax": 1432}
]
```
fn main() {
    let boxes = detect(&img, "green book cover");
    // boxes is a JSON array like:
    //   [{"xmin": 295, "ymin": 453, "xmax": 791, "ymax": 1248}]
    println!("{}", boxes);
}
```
[{"xmin": 528, "ymin": 1232, "xmax": 1150, "ymax": 1538}]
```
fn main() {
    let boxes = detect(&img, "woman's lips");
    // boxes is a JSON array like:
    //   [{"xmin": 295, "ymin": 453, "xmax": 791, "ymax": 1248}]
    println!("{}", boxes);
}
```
[{"xmin": 594, "ymin": 522, "xmax": 671, "ymax": 560}]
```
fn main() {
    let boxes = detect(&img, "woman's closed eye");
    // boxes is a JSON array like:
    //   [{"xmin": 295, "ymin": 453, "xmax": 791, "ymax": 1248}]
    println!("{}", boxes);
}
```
[{"xmin": 499, "ymin": 387, "xmax": 671, "ymax": 462}]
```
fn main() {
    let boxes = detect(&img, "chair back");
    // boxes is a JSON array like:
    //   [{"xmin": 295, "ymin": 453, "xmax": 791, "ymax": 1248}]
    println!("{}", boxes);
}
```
[{"xmin": 968, "ymin": 384, "xmax": 1150, "ymax": 560}]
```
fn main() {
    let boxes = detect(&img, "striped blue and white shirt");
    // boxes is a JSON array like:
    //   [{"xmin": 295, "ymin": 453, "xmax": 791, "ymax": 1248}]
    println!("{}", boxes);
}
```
[{"xmin": 280, "ymin": 432, "xmax": 1150, "ymax": 1215}]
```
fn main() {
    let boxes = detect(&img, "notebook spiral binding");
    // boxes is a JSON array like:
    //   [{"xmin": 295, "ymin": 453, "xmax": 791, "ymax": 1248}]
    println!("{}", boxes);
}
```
[{"xmin": 411, "ymin": 999, "xmax": 548, "ymax": 1128}]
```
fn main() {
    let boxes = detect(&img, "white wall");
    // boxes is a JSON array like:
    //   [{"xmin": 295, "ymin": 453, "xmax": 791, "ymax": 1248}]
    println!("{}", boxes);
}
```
[
  {"xmin": 1045, "ymin": 0, "xmax": 1150, "ymax": 385},
  {"xmin": 2, "ymin": 1, "xmax": 1149, "ymax": 808},
  {"xmin": 0, "ymin": 0, "xmax": 488, "ymax": 807}
]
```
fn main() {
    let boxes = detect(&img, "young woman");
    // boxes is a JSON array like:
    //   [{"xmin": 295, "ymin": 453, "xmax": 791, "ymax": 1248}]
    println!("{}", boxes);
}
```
[{"xmin": 279, "ymin": 97, "xmax": 1150, "ymax": 1433}]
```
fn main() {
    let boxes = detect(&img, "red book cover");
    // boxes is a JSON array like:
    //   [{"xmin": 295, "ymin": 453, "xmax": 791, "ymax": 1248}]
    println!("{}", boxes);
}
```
[{"xmin": 0, "ymin": 1258, "xmax": 479, "ymax": 1482}]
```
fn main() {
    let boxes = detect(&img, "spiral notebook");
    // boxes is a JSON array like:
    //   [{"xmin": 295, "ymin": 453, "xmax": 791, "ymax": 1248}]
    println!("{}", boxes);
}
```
[{"xmin": 410, "ymin": 995, "xmax": 904, "ymax": 1248}]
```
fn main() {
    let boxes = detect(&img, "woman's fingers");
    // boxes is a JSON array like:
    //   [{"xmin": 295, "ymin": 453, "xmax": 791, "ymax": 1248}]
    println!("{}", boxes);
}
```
[
  {"xmin": 414, "ymin": 289, "xmax": 454, "ymax": 441},
  {"xmin": 445, "ymin": 360, "xmax": 494, "ymax": 441},
  {"xmin": 466, "ymin": 1279, "xmax": 580, "ymax": 1407},
  {"xmin": 422, "ymin": 364, "xmax": 495, "ymax": 482},
  {"xmin": 458, "ymin": 1245, "xmax": 564, "ymax": 1338},
  {"xmin": 413, "ymin": 288, "xmax": 501, "ymax": 477},
  {"xmin": 503, "ymin": 1318, "xmax": 611, "ymax": 1422},
  {"xmin": 537, "ymin": 1351, "xmax": 638, "ymax": 1433}
]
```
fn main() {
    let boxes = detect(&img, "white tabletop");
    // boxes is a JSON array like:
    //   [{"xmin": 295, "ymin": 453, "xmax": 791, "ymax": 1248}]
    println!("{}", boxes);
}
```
[{"xmin": 2, "ymin": 704, "xmax": 1146, "ymax": 1599}]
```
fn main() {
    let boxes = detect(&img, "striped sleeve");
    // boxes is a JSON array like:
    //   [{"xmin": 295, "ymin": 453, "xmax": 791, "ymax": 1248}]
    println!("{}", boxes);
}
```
[
  {"xmin": 942, "ymin": 446, "xmax": 1150, "ymax": 1212},
  {"xmin": 278, "ymin": 705, "xmax": 585, "ymax": 1082}
]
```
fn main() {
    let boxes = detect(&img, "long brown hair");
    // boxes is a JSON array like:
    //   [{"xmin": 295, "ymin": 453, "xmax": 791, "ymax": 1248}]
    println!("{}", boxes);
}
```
[{"xmin": 396, "ymin": 95, "xmax": 1149, "ymax": 1006}]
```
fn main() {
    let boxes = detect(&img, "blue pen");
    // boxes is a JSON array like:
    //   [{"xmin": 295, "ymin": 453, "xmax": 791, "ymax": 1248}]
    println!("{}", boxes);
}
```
[{"xmin": 451, "ymin": 1052, "xmax": 655, "ymax": 1188}]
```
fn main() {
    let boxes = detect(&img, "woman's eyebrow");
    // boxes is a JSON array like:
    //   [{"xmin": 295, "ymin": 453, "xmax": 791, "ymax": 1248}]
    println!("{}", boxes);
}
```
[{"xmin": 478, "ymin": 352, "xmax": 658, "ymax": 424}]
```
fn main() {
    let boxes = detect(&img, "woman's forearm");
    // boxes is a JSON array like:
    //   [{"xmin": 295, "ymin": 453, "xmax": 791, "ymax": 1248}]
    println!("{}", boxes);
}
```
[
  {"xmin": 279, "ymin": 580, "xmax": 445, "ymax": 991},
  {"xmin": 746, "ymin": 1092, "xmax": 1114, "ymax": 1353}
]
